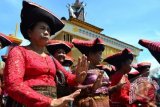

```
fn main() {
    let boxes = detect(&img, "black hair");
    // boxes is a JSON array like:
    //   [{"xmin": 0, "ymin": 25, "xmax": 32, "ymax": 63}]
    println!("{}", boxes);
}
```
[{"xmin": 90, "ymin": 44, "xmax": 105, "ymax": 52}]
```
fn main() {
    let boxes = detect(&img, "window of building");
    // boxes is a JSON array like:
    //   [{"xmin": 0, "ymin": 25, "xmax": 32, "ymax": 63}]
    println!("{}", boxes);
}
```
[{"xmin": 64, "ymin": 33, "xmax": 73, "ymax": 42}]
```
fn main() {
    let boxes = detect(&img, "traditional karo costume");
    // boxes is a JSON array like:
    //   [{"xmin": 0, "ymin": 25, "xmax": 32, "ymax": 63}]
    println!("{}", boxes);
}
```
[
  {"xmin": 104, "ymin": 48, "xmax": 134, "ymax": 107},
  {"xmin": 4, "ymin": 1, "xmax": 79, "ymax": 107},
  {"xmin": 72, "ymin": 38, "xmax": 110, "ymax": 107}
]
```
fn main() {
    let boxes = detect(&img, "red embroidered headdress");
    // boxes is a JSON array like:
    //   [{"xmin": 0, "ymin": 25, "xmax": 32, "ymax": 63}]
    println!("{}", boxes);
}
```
[
  {"xmin": 72, "ymin": 38, "xmax": 105, "ymax": 55},
  {"xmin": 47, "ymin": 40, "xmax": 73, "ymax": 55}
]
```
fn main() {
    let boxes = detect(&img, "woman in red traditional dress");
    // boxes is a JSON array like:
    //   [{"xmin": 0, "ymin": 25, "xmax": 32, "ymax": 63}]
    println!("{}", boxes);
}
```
[
  {"xmin": 104, "ymin": 48, "xmax": 134, "ymax": 107},
  {"xmin": 4, "ymin": 1, "xmax": 89, "ymax": 107},
  {"xmin": 72, "ymin": 38, "xmax": 125, "ymax": 107}
]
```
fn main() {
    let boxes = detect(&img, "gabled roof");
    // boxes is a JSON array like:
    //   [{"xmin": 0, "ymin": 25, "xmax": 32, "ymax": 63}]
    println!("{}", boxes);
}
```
[{"xmin": 68, "ymin": 17, "xmax": 103, "ymax": 34}]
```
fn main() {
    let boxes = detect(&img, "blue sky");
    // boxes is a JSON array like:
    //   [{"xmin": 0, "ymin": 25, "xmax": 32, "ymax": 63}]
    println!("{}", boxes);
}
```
[{"xmin": 0, "ymin": 0, "xmax": 160, "ymax": 69}]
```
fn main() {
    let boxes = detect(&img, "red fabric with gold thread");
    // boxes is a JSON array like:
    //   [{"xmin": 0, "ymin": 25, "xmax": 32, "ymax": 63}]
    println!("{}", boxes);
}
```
[{"xmin": 4, "ymin": 46, "xmax": 77, "ymax": 107}]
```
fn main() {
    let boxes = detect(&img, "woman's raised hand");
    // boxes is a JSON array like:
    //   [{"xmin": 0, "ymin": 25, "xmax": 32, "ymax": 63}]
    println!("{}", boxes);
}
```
[
  {"xmin": 75, "ymin": 55, "xmax": 89, "ymax": 84},
  {"xmin": 50, "ymin": 89, "xmax": 81, "ymax": 107},
  {"xmin": 92, "ymin": 70, "xmax": 104, "ymax": 91}
]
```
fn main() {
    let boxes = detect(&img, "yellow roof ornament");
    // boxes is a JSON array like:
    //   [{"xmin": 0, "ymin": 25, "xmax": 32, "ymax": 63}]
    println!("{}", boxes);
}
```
[
  {"xmin": 7, "ymin": 23, "xmax": 23, "ymax": 45},
  {"xmin": 8, "ymin": 34, "xmax": 22, "ymax": 45}
]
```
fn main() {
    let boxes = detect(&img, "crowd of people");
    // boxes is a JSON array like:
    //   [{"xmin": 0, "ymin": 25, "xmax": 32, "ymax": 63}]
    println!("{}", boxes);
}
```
[{"xmin": 0, "ymin": 0, "xmax": 160, "ymax": 107}]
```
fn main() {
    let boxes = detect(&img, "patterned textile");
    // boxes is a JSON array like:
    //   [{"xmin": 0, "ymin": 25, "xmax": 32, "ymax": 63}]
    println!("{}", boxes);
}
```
[
  {"xmin": 83, "ymin": 69, "xmax": 109, "ymax": 94},
  {"xmin": 4, "ymin": 46, "xmax": 77, "ymax": 106},
  {"xmin": 74, "ymin": 69, "xmax": 110, "ymax": 107},
  {"xmin": 5, "ymin": 86, "xmax": 57, "ymax": 107}
]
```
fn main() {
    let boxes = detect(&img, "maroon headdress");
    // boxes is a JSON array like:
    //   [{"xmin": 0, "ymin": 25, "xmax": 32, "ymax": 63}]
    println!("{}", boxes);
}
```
[
  {"xmin": 103, "ymin": 48, "xmax": 134, "ymax": 67},
  {"xmin": 132, "ymin": 62, "xmax": 151, "ymax": 71},
  {"xmin": 139, "ymin": 39, "xmax": 160, "ymax": 64},
  {"xmin": 72, "ymin": 38, "xmax": 105, "ymax": 55},
  {"xmin": 20, "ymin": 0, "xmax": 64, "ymax": 40},
  {"xmin": 46, "ymin": 40, "xmax": 73, "ymax": 55},
  {"xmin": 0, "ymin": 33, "xmax": 12, "ymax": 48}
]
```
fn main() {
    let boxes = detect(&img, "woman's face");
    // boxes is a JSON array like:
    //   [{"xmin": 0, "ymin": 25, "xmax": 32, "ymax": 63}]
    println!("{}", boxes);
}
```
[
  {"xmin": 121, "ymin": 59, "xmax": 132, "ymax": 74},
  {"xmin": 53, "ymin": 49, "xmax": 66, "ymax": 64},
  {"xmin": 88, "ymin": 51, "xmax": 103, "ymax": 65},
  {"xmin": 28, "ymin": 21, "xmax": 51, "ymax": 46},
  {"xmin": 140, "ymin": 67, "xmax": 150, "ymax": 76}
]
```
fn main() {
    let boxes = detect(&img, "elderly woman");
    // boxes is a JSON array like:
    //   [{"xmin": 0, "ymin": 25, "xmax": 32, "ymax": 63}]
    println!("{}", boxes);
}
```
[
  {"xmin": 72, "ymin": 38, "xmax": 125, "ymax": 107},
  {"xmin": 72, "ymin": 38, "xmax": 109, "ymax": 107},
  {"xmin": 4, "ymin": 1, "xmax": 89, "ymax": 107},
  {"xmin": 132, "ymin": 62, "xmax": 151, "ymax": 77}
]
